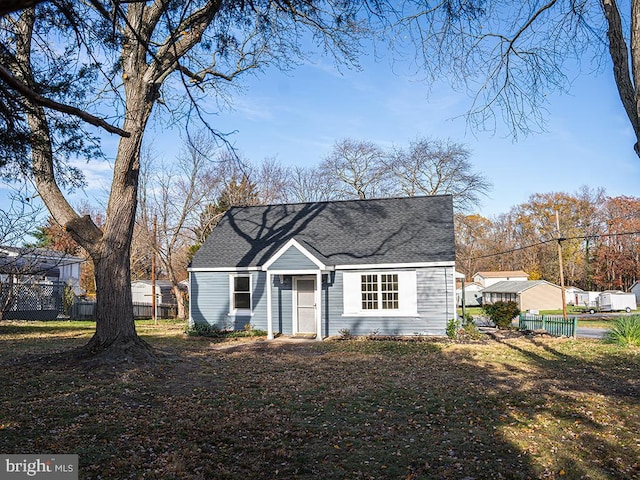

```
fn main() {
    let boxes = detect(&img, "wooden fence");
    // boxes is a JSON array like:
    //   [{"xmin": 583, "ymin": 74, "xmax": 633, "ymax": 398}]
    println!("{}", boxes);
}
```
[
  {"xmin": 519, "ymin": 314, "xmax": 578, "ymax": 337},
  {"xmin": 70, "ymin": 301, "xmax": 177, "ymax": 320}
]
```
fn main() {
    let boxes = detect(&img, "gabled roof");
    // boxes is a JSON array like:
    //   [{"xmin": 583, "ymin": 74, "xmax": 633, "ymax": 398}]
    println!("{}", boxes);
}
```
[
  {"xmin": 190, "ymin": 195, "xmax": 455, "ymax": 269},
  {"xmin": 481, "ymin": 280, "xmax": 559, "ymax": 294},
  {"xmin": 473, "ymin": 270, "xmax": 529, "ymax": 278}
]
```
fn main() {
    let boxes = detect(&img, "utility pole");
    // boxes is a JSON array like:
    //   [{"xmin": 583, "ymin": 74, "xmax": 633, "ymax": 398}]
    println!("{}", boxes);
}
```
[
  {"xmin": 151, "ymin": 214, "xmax": 157, "ymax": 325},
  {"xmin": 555, "ymin": 210, "xmax": 567, "ymax": 319}
]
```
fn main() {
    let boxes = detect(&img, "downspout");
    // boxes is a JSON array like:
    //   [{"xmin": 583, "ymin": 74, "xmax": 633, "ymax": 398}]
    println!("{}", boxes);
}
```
[
  {"xmin": 267, "ymin": 271, "xmax": 273, "ymax": 340},
  {"xmin": 316, "ymin": 270, "xmax": 322, "ymax": 341}
]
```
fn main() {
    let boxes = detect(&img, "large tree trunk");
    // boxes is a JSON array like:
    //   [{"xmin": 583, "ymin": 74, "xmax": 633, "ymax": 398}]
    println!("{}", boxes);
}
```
[
  {"xmin": 173, "ymin": 284, "xmax": 187, "ymax": 320},
  {"xmin": 601, "ymin": 0, "xmax": 640, "ymax": 157},
  {"xmin": 81, "ymin": 242, "xmax": 152, "ymax": 360},
  {"xmin": 78, "ymin": 81, "xmax": 155, "ymax": 360}
]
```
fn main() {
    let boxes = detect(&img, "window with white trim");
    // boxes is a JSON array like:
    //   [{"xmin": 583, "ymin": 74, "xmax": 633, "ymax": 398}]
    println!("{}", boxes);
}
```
[
  {"xmin": 230, "ymin": 274, "xmax": 252, "ymax": 313},
  {"xmin": 343, "ymin": 271, "xmax": 417, "ymax": 317},
  {"xmin": 361, "ymin": 274, "xmax": 399, "ymax": 310}
]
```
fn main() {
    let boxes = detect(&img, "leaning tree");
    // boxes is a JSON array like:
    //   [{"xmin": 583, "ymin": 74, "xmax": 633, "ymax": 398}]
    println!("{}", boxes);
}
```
[{"xmin": 0, "ymin": 1, "xmax": 390, "ymax": 361}]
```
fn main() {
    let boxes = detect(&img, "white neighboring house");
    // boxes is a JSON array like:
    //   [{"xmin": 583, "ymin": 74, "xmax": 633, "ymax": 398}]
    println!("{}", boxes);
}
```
[
  {"xmin": 575, "ymin": 291, "xmax": 601, "ymax": 309},
  {"xmin": 131, "ymin": 280, "xmax": 185, "ymax": 305},
  {"xmin": 0, "ymin": 245, "xmax": 83, "ymax": 293},
  {"xmin": 564, "ymin": 286, "xmax": 585, "ymax": 305},
  {"xmin": 472, "ymin": 270, "xmax": 529, "ymax": 288},
  {"xmin": 456, "ymin": 281, "xmax": 483, "ymax": 307}
]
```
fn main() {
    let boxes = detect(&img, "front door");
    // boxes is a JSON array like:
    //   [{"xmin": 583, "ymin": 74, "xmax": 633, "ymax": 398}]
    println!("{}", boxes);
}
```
[{"xmin": 296, "ymin": 278, "xmax": 316, "ymax": 334}]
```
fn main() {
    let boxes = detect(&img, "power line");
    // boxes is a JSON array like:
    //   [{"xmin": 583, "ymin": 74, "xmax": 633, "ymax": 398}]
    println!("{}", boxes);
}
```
[{"xmin": 464, "ymin": 230, "xmax": 640, "ymax": 261}]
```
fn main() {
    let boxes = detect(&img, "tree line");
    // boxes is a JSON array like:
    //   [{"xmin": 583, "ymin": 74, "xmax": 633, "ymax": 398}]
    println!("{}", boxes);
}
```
[{"xmin": 456, "ymin": 189, "xmax": 640, "ymax": 292}]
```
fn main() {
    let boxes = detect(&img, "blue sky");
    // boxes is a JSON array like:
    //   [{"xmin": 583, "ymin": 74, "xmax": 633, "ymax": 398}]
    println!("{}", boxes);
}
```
[
  {"xmin": 140, "ymin": 51, "xmax": 638, "ymax": 217},
  {"xmin": 3, "ymin": 39, "xmax": 639, "ymax": 226}
]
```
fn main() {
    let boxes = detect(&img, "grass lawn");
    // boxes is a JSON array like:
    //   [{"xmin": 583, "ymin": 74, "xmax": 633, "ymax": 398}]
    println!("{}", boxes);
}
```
[{"xmin": 1, "ymin": 320, "xmax": 639, "ymax": 479}]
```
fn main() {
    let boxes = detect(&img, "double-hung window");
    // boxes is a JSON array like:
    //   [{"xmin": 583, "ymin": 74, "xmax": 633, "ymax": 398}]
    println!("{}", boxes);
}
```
[{"xmin": 231, "ymin": 274, "xmax": 252, "ymax": 314}]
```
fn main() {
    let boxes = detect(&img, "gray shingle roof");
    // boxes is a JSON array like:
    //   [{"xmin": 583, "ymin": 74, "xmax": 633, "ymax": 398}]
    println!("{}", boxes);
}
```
[
  {"xmin": 481, "ymin": 280, "xmax": 559, "ymax": 294},
  {"xmin": 190, "ymin": 195, "xmax": 454, "ymax": 269}
]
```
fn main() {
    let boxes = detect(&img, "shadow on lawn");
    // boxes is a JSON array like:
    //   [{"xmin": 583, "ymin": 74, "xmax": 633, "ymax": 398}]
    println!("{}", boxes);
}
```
[
  {"xmin": 485, "ymin": 336, "xmax": 640, "ymax": 479},
  {"xmin": 1, "ymin": 335, "xmax": 639, "ymax": 479}
]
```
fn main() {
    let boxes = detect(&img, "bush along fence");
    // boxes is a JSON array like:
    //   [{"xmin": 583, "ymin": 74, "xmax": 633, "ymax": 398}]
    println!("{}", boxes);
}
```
[
  {"xmin": 70, "ymin": 301, "xmax": 177, "ymax": 320},
  {"xmin": 519, "ymin": 314, "xmax": 578, "ymax": 337}
]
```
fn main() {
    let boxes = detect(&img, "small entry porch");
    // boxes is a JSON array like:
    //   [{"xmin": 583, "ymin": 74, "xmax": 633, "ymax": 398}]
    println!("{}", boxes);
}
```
[{"xmin": 265, "ymin": 271, "xmax": 324, "ymax": 341}]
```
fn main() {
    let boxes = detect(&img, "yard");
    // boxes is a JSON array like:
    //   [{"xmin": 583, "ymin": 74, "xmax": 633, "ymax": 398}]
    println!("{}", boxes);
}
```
[{"xmin": 1, "ymin": 320, "xmax": 639, "ymax": 479}]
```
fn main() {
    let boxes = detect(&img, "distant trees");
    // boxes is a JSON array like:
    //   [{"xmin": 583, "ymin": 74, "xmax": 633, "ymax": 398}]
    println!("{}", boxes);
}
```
[
  {"xmin": 316, "ymin": 137, "xmax": 490, "ymax": 211},
  {"xmin": 455, "ymin": 189, "xmax": 640, "ymax": 292},
  {"xmin": 319, "ymin": 139, "xmax": 389, "ymax": 200},
  {"xmin": 387, "ymin": 138, "xmax": 491, "ymax": 211},
  {"xmin": 137, "ymin": 133, "xmax": 223, "ymax": 319}
]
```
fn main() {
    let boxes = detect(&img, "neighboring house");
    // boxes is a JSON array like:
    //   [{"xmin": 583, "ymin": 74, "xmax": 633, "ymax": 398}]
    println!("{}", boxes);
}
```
[
  {"xmin": 630, "ymin": 281, "xmax": 640, "ymax": 305},
  {"xmin": 0, "ymin": 246, "xmax": 84, "ymax": 320},
  {"xmin": 456, "ymin": 281, "xmax": 483, "ymax": 307},
  {"xmin": 472, "ymin": 270, "xmax": 529, "ymax": 288},
  {"xmin": 481, "ymin": 280, "xmax": 563, "ymax": 311},
  {"xmin": 564, "ymin": 286, "xmax": 585, "ymax": 305},
  {"xmin": 188, "ymin": 195, "xmax": 456, "ymax": 339},
  {"xmin": 0, "ymin": 246, "xmax": 83, "ymax": 293},
  {"xmin": 575, "ymin": 291, "xmax": 601, "ymax": 309},
  {"xmin": 131, "ymin": 280, "xmax": 184, "ymax": 305}
]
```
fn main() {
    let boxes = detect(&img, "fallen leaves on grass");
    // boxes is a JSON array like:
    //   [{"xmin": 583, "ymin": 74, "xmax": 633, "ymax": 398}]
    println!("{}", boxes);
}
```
[{"xmin": 0, "ymin": 323, "xmax": 639, "ymax": 479}]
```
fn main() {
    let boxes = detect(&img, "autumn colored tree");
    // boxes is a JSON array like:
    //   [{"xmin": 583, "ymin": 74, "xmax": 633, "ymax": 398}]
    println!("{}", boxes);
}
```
[
  {"xmin": 592, "ymin": 196, "xmax": 640, "ymax": 290},
  {"xmin": 455, "ymin": 188, "xmax": 609, "ymax": 290},
  {"xmin": 32, "ymin": 205, "xmax": 105, "ymax": 295},
  {"xmin": 454, "ymin": 213, "xmax": 495, "ymax": 278}
]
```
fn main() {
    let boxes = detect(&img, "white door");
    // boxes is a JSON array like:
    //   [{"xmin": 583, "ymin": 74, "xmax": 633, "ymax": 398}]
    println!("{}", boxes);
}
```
[{"xmin": 296, "ymin": 278, "xmax": 316, "ymax": 334}]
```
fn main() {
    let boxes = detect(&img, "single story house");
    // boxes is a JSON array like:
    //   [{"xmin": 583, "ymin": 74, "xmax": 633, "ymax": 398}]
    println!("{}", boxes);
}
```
[
  {"xmin": 481, "ymin": 280, "xmax": 563, "ymax": 311},
  {"xmin": 564, "ymin": 286, "xmax": 585, "ymax": 305},
  {"xmin": 456, "ymin": 281, "xmax": 483, "ymax": 307},
  {"xmin": 472, "ymin": 270, "xmax": 529, "ymax": 288},
  {"xmin": 188, "ymin": 195, "xmax": 456, "ymax": 339}
]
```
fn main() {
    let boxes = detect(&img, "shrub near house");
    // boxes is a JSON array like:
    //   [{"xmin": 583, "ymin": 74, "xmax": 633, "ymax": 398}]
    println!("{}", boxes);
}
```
[{"xmin": 483, "ymin": 301, "xmax": 520, "ymax": 329}]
